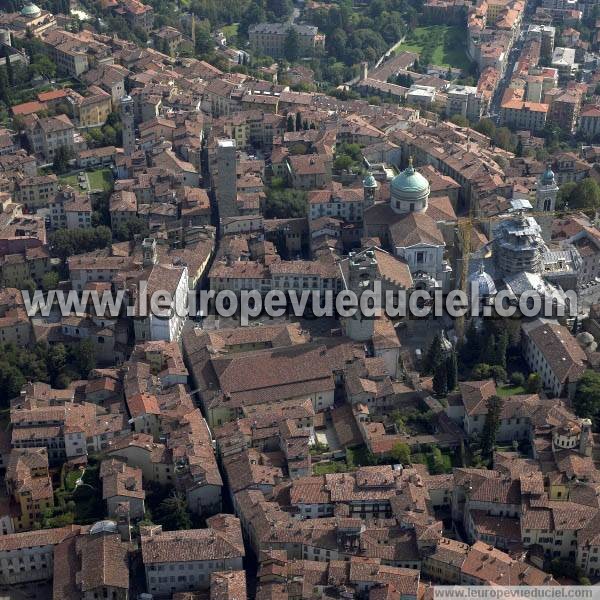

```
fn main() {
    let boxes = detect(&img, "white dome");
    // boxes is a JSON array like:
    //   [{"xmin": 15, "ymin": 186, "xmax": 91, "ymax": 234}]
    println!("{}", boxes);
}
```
[
  {"xmin": 470, "ymin": 264, "xmax": 497, "ymax": 297},
  {"xmin": 89, "ymin": 520, "xmax": 118, "ymax": 535}
]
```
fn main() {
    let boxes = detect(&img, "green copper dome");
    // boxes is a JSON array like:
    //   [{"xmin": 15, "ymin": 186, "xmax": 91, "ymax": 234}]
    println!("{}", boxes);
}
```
[
  {"xmin": 391, "ymin": 158, "xmax": 430, "ymax": 198},
  {"xmin": 541, "ymin": 165, "xmax": 555, "ymax": 185},
  {"xmin": 363, "ymin": 174, "xmax": 377, "ymax": 188},
  {"xmin": 21, "ymin": 2, "xmax": 42, "ymax": 17}
]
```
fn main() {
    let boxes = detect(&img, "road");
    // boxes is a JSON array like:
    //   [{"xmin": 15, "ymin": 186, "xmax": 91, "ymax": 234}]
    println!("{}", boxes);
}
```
[
  {"xmin": 487, "ymin": 0, "xmax": 537, "ymax": 121},
  {"xmin": 488, "ymin": 36, "xmax": 524, "ymax": 120}
]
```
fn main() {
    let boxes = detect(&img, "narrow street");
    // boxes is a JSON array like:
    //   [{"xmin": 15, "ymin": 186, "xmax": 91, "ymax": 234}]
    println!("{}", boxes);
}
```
[{"xmin": 488, "ymin": 0, "xmax": 538, "ymax": 121}]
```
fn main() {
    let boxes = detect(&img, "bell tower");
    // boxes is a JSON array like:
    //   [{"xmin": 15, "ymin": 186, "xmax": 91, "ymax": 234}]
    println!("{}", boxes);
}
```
[
  {"xmin": 120, "ymin": 95, "xmax": 135, "ymax": 157},
  {"xmin": 536, "ymin": 165, "xmax": 558, "ymax": 213},
  {"xmin": 363, "ymin": 173, "xmax": 378, "ymax": 209},
  {"xmin": 142, "ymin": 237, "xmax": 157, "ymax": 267},
  {"xmin": 343, "ymin": 250, "xmax": 378, "ymax": 342}
]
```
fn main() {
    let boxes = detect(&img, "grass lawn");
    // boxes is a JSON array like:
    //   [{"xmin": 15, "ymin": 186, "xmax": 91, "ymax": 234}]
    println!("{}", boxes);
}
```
[
  {"xmin": 412, "ymin": 450, "xmax": 454, "ymax": 474},
  {"xmin": 87, "ymin": 168, "xmax": 113, "ymax": 192},
  {"xmin": 497, "ymin": 384, "xmax": 527, "ymax": 397},
  {"xmin": 59, "ymin": 168, "xmax": 113, "ymax": 192},
  {"xmin": 396, "ymin": 25, "xmax": 471, "ymax": 70},
  {"xmin": 58, "ymin": 173, "xmax": 81, "ymax": 188},
  {"xmin": 313, "ymin": 461, "xmax": 350, "ymax": 475}
]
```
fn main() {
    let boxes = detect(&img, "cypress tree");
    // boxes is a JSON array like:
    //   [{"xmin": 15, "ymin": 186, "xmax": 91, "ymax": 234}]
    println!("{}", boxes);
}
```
[{"xmin": 433, "ymin": 360, "xmax": 448, "ymax": 396}]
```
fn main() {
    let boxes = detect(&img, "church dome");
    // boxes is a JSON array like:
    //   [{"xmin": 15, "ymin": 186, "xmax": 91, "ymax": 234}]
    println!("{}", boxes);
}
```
[
  {"xmin": 470, "ymin": 263, "xmax": 497, "ymax": 297},
  {"xmin": 363, "ymin": 174, "xmax": 377, "ymax": 189},
  {"xmin": 21, "ymin": 2, "xmax": 41, "ymax": 17},
  {"xmin": 390, "ymin": 158, "xmax": 430, "ymax": 214},
  {"xmin": 540, "ymin": 165, "xmax": 556, "ymax": 185},
  {"xmin": 391, "ymin": 161, "xmax": 429, "ymax": 197}
]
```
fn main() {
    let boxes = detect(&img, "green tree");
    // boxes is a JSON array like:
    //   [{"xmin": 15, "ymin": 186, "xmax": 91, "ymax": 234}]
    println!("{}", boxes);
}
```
[
  {"xmin": 286, "ymin": 114, "xmax": 294, "ymax": 132},
  {"xmin": 429, "ymin": 446, "xmax": 447, "ymax": 474},
  {"xmin": 390, "ymin": 442, "xmax": 411, "ymax": 465},
  {"xmin": 490, "ymin": 365, "xmax": 507, "ymax": 384},
  {"xmin": 295, "ymin": 111, "xmax": 302, "ymax": 131},
  {"xmin": 423, "ymin": 334, "xmax": 442, "ymax": 375},
  {"xmin": 472, "ymin": 363, "xmax": 492, "ymax": 380},
  {"xmin": 450, "ymin": 114, "xmax": 469, "ymax": 127},
  {"xmin": 573, "ymin": 371, "xmax": 600, "ymax": 420},
  {"xmin": 0, "ymin": 363, "xmax": 25, "ymax": 404},
  {"xmin": 475, "ymin": 118, "xmax": 496, "ymax": 138},
  {"xmin": 572, "ymin": 178, "xmax": 600, "ymax": 210},
  {"xmin": 29, "ymin": 54, "xmax": 56, "ymax": 79},
  {"xmin": 459, "ymin": 320, "xmax": 481, "ymax": 368},
  {"xmin": 510, "ymin": 371, "xmax": 525, "ymax": 387},
  {"xmin": 52, "ymin": 146, "xmax": 74, "ymax": 174},
  {"xmin": 496, "ymin": 330, "xmax": 509, "ymax": 370},
  {"xmin": 194, "ymin": 19, "xmax": 213, "ymax": 56},
  {"xmin": 4, "ymin": 51, "xmax": 13, "ymax": 87},
  {"xmin": 47, "ymin": 344, "xmax": 67, "ymax": 385},
  {"xmin": 557, "ymin": 181, "xmax": 576, "ymax": 209},
  {"xmin": 75, "ymin": 339, "xmax": 96, "ymax": 377},
  {"xmin": 0, "ymin": 66, "xmax": 10, "ymax": 106},
  {"xmin": 284, "ymin": 27, "xmax": 300, "ymax": 62},
  {"xmin": 113, "ymin": 217, "xmax": 149, "ymax": 242},
  {"xmin": 446, "ymin": 351, "xmax": 458, "ymax": 391},
  {"xmin": 395, "ymin": 73, "xmax": 414, "ymax": 87},
  {"xmin": 49, "ymin": 227, "xmax": 112, "ymax": 261},
  {"xmin": 154, "ymin": 492, "xmax": 192, "ymax": 531},
  {"xmin": 334, "ymin": 154, "xmax": 353, "ymax": 171},
  {"xmin": 433, "ymin": 360, "xmax": 448, "ymax": 396},
  {"xmin": 264, "ymin": 188, "xmax": 307, "ymax": 219},
  {"xmin": 41, "ymin": 271, "xmax": 59, "ymax": 292},
  {"xmin": 493, "ymin": 127, "xmax": 516, "ymax": 151},
  {"xmin": 483, "ymin": 333, "xmax": 497, "ymax": 364},
  {"xmin": 481, "ymin": 395, "xmax": 503, "ymax": 458},
  {"xmin": 526, "ymin": 372, "xmax": 542, "ymax": 394}
]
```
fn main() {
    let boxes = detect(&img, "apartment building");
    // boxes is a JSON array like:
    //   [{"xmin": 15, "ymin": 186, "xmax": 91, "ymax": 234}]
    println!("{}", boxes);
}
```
[
  {"xmin": 41, "ymin": 29, "xmax": 91, "ymax": 77},
  {"xmin": 4, "ymin": 448, "xmax": 54, "ymax": 533},
  {"xmin": 100, "ymin": 459, "xmax": 146, "ymax": 519},
  {"xmin": 446, "ymin": 84, "xmax": 484, "ymax": 122},
  {"xmin": 249, "ymin": 23, "xmax": 324, "ymax": 59},
  {"xmin": 500, "ymin": 91, "xmax": 548, "ymax": 131},
  {"xmin": 10, "ymin": 384, "xmax": 128, "ymax": 464},
  {"xmin": 13, "ymin": 175, "xmax": 58, "ymax": 211},
  {"xmin": 110, "ymin": 190, "xmax": 138, "ymax": 229},
  {"xmin": 308, "ymin": 183, "xmax": 364, "ymax": 223},
  {"xmin": 0, "ymin": 526, "xmax": 83, "ymax": 586},
  {"xmin": 69, "ymin": 85, "xmax": 112, "ymax": 129},
  {"xmin": 522, "ymin": 319, "xmax": 587, "ymax": 399},
  {"xmin": 53, "ymin": 528, "xmax": 131, "ymax": 599},
  {"xmin": 67, "ymin": 254, "xmax": 137, "ymax": 290},
  {"xmin": 286, "ymin": 154, "xmax": 332, "ymax": 190},
  {"xmin": 0, "ymin": 288, "xmax": 32, "ymax": 347},
  {"xmin": 141, "ymin": 516, "xmax": 244, "ymax": 597},
  {"xmin": 114, "ymin": 0, "xmax": 154, "ymax": 33},
  {"xmin": 547, "ymin": 87, "xmax": 583, "ymax": 133},
  {"xmin": 23, "ymin": 114, "xmax": 76, "ymax": 163},
  {"xmin": 578, "ymin": 104, "xmax": 600, "ymax": 139}
]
